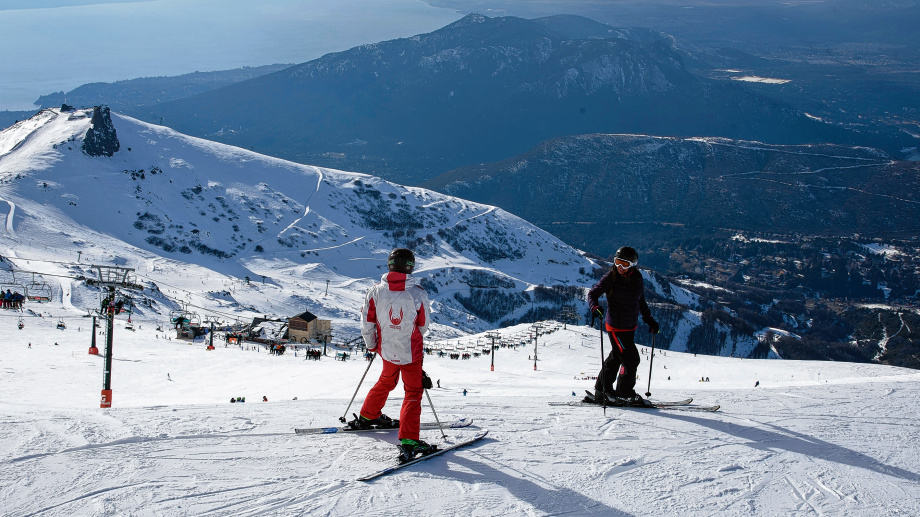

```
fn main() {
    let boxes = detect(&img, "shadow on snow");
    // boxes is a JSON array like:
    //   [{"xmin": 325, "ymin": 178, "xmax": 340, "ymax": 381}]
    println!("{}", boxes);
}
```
[{"xmin": 654, "ymin": 411, "xmax": 920, "ymax": 483}]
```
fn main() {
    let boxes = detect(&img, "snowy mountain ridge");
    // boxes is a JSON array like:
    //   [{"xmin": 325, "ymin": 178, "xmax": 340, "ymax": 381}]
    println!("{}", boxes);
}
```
[{"xmin": 0, "ymin": 107, "xmax": 596, "ymax": 336}]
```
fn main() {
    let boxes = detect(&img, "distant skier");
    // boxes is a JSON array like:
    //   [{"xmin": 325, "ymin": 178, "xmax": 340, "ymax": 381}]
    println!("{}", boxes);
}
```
[
  {"xmin": 347, "ymin": 248, "xmax": 435, "ymax": 462},
  {"xmin": 754, "ymin": 380, "xmax": 760, "ymax": 387},
  {"xmin": 587, "ymin": 246, "xmax": 659, "ymax": 406}
]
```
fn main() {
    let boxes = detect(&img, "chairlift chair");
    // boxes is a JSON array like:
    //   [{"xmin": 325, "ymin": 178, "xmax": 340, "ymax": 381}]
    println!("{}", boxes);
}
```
[
  {"xmin": 18, "ymin": 316, "xmax": 24, "ymax": 330},
  {"xmin": 56, "ymin": 318, "xmax": 66, "ymax": 330},
  {"xmin": 1, "ymin": 283, "xmax": 28, "ymax": 307},
  {"xmin": 27, "ymin": 274, "xmax": 52, "ymax": 302}
]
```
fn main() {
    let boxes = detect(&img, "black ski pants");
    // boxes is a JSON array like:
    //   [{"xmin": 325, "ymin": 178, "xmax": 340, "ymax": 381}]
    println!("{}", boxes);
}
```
[{"xmin": 594, "ymin": 329, "xmax": 640, "ymax": 397}]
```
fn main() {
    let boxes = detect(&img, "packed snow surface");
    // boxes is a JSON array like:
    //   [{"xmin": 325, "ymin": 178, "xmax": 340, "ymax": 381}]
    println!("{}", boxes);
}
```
[{"xmin": 2, "ymin": 312, "xmax": 918, "ymax": 516}]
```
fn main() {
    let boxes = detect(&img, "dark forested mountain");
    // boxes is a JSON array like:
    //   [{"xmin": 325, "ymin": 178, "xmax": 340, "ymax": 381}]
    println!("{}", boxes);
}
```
[
  {"xmin": 133, "ymin": 13, "xmax": 857, "ymax": 185},
  {"xmin": 424, "ymin": 1, "xmax": 920, "ymax": 58},
  {"xmin": 421, "ymin": 2, "xmax": 920, "ymax": 160},
  {"xmin": 426, "ymin": 133, "xmax": 920, "ymax": 255}
]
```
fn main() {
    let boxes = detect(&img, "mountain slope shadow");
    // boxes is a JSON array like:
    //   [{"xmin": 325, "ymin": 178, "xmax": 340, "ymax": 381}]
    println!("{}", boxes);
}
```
[{"xmin": 653, "ymin": 411, "xmax": 919, "ymax": 483}]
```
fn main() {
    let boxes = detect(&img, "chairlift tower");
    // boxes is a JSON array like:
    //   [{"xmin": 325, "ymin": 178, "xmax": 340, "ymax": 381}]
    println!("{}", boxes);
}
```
[
  {"xmin": 531, "ymin": 322, "xmax": 543, "ymax": 371},
  {"xmin": 485, "ymin": 331, "xmax": 501, "ymax": 372},
  {"xmin": 203, "ymin": 316, "xmax": 220, "ymax": 350},
  {"xmin": 91, "ymin": 265, "xmax": 140, "ymax": 408}
]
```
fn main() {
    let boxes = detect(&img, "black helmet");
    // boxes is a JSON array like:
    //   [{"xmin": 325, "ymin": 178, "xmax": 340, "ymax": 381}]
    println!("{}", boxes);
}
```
[
  {"xmin": 614, "ymin": 246, "xmax": 638, "ymax": 266},
  {"xmin": 387, "ymin": 248, "xmax": 415, "ymax": 274}
]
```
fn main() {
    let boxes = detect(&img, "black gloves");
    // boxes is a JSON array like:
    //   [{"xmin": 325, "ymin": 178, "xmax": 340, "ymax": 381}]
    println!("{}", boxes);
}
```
[
  {"xmin": 647, "ymin": 318, "xmax": 660, "ymax": 335},
  {"xmin": 590, "ymin": 305, "xmax": 603, "ymax": 326},
  {"xmin": 422, "ymin": 370, "xmax": 433, "ymax": 389}
]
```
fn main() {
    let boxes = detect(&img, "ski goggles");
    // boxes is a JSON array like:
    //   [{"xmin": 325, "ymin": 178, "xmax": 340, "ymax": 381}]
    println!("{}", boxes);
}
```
[{"xmin": 614, "ymin": 257, "xmax": 637, "ymax": 269}]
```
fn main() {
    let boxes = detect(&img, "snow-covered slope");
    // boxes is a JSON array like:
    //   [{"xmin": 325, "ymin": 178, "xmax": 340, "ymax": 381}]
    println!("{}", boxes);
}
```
[
  {"xmin": 1, "ymin": 317, "xmax": 918, "ymax": 515},
  {"xmin": 0, "ymin": 108, "xmax": 596, "ymax": 336}
]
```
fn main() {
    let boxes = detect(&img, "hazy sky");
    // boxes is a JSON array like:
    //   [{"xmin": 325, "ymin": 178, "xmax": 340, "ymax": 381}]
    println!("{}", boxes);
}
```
[{"xmin": 0, "ymin": 0, "xmax": 460, "ymax": 110}]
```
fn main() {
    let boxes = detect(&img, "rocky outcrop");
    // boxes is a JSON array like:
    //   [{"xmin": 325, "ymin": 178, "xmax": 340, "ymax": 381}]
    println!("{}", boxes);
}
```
[{"xmin": 82, "ymin": 106, "xmax": 120, "ymax": 157}]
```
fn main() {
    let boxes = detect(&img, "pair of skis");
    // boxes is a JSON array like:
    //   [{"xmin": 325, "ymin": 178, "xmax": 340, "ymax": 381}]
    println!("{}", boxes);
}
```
[
  {"xmin": 294, "ymin": 418, "xmax": 488, "ymax": 481},
  {"xmin": 358, "ymin": 430, "xmax": 489, "ymax": 481},
  {"xmin": 293, "ymin": 417, "xmax": 473, "ymax": 435},
  {"xmin": 548, "ymin": 391, "xmax": 720, "ymax": 412}
]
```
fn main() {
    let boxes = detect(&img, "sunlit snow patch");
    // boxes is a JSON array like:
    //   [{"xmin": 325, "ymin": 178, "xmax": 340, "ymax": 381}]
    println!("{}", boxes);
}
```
[{"xmin": 731, "ymin": 75, "xmax": 791, "ymax": 84}]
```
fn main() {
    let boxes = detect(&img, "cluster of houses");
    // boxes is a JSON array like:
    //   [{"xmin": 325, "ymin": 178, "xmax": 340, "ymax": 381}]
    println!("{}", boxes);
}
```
[
  {"xmin": 173, "ymin": 310, "xmax": 333, "ymax": 356},
  {"xmin": 246, "ymin": 311, "xmax": 332, "ymax": 346}
]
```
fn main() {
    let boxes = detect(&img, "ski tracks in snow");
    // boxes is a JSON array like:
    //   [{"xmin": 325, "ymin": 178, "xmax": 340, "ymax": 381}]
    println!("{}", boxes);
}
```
[
  {"xmin": 277, "ymin": 166, "xmax": 324, "ymax": 238},
  {"xmin": 0, "ymin": 195, "xmax": 16, "ymax": 238}
]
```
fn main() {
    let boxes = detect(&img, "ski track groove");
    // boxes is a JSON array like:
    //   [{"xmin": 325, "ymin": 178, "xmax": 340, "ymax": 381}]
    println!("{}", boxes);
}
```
[
  {"xmin": 153, "ymin": 480, "xmax": 277, "ymax": 505},
  {"xmin": 10, "ymin": 431, "xmax": 289, "ymax": 463},
  {"xmin": 23, "ymin": 481, "xmax": 149, "ymax": 517},
  {"xmin": 203, "ymin": 483, "xmax": 338, "ymax": 517},
  {"xmin": 785, "ymin": 474, "xmax": 823, "ymax": 515}
]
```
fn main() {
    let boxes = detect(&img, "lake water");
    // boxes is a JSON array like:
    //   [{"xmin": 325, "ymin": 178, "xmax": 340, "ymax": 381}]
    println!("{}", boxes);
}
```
[{"xmin": 0, "ymin": 0, "xmax": 461, "ymax": 110}]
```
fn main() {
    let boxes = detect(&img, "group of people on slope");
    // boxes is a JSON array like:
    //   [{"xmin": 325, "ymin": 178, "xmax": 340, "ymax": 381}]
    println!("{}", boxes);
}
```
[
  {"xmin": 2, "ymin": 289, "xmax": 24, "ymax": 309},
  {"xmin": 346, "ymin": 245, "xmax": 659, "ymax": 462}
]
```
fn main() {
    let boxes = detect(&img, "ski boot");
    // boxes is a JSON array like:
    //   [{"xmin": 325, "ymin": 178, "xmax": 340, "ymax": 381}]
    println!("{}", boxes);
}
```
[
  {"xmin": 586, "ymin": 389, "xmax": 618, "ymax": 405},
  {"xmin": 398, "ymin": 438, "xmax": 438, "ymax": 463},
  {"xmin": 346, "ymin": 413, "xmax": 399, "ymax": 430},
  {"xmin": 617, "ymin": 393, "xmax": 653, "ymax": 408}
]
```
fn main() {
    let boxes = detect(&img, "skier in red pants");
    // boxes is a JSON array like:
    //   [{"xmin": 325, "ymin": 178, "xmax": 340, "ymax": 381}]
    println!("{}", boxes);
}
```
[{"xmin": 348, "ymin": 248, "xmax": 435, "ymax": 461}]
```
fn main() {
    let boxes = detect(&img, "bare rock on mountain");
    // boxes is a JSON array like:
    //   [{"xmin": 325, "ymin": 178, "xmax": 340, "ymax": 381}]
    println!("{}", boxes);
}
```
[{"xmin": 82, "ymin": 106, "xmax": 120, "ymax": 157}]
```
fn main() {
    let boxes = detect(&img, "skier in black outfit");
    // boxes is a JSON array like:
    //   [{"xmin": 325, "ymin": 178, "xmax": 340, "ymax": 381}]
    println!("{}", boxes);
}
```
[{"xmin": 586, "ymin": 246, "xmax": 660, "ymax": 406}]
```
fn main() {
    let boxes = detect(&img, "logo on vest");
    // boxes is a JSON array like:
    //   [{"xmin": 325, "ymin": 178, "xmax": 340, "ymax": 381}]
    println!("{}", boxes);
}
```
[{"xmin": 388, "ymin": 307, "xmax": 404, "ymax": 329}]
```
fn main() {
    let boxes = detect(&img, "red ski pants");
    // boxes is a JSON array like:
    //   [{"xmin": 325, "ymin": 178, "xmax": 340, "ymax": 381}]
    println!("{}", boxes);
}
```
[{"xmin": 359, "ymin": 359, "xmax": 423, "ymax": 441}]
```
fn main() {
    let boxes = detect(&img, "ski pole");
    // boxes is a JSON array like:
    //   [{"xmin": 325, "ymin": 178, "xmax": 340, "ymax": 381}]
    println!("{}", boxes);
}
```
[
  {"xmin": 424, "ymin": 388, "xmax": 448, "ymax": 440},
  {"xmin": 645, "ymin": 334, "xmax": 656, "ymax": 398},
  {"xmin": 425, "ymin": 388, "xmax": 447, "ymax": 440},
  {"xmin": 339, "ymin": 352, "xmax": 376, "ymax": 423},
  {"xmin": 597, "ymin": 312, "xmax": 607, "ymax": 414}
]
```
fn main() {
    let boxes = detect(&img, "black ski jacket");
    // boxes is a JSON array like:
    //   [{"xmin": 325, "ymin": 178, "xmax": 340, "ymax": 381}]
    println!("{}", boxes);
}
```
[{"xmin": 586, "ymin": 268, "xmax": 652, "ymax": 330}]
